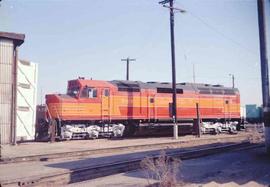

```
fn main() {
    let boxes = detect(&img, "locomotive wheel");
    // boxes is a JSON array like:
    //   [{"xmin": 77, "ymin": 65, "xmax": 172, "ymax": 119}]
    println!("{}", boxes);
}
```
[{"xmin": 236, "ymin": 121, "xmax": 242, "ymax": 131}]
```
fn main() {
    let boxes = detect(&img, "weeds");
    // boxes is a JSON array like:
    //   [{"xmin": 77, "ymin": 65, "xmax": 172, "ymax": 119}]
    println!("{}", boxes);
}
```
[
  {"xmin": 249, "ymin": 132, "xmax": 264, "ymax": 144},
  {"xmin": 140, "ymin": 150, "xmax": 182, "ymax": 187},
  {"xmin": 248, "ymin": 123, "xmax": 264, "ymax": 143}
]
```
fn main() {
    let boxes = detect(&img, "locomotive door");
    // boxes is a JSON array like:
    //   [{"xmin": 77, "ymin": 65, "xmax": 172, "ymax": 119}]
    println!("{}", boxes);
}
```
[
  {"xmin": 148, "ymin": 94, "xmax": 156, "ymax": 121},
  {"xmin": 224, "ymin": 99, "xmax": 230, "ymax": 121},
  {"xmin": 101, "ymin": 88, "xmax": 110, "ymax": 121}
]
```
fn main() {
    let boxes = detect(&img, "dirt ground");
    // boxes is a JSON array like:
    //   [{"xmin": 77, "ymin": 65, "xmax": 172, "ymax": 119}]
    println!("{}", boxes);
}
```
[{"xmin": 67, "ymin": 146, "xmax": 270, "ymax": 187}]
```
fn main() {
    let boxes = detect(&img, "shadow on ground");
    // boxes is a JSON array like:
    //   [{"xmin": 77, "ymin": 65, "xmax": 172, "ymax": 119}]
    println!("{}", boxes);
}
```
[
  {"xmin": 45, "ymin": 141, "xmax": 260, "ymax": 186},
  {"xmin": 124, "ymin": 146, "xmax": 270, "ymax": 186}
]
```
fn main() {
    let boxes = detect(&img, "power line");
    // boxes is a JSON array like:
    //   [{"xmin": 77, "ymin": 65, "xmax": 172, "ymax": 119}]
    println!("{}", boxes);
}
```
[
  {"xmin": 189, "ymin": 12, "xmax": 257, "ymax": 56},
  {"xmin": 172, "ymin": 5, "xmax": 260, "ymax": 85},
  {"xmin": 173, "ymin": 3, "xmax": 259, "ymax": 57}
]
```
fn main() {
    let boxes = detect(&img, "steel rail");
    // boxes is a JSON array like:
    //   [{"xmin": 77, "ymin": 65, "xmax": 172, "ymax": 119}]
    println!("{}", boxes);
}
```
[
  {"xmin": 0, "ymin": 134, "xmax": 251, "ymax": 164},
  {"xmin": 0, "ymin": 142, "xmax": 263, "ymax": 187}
]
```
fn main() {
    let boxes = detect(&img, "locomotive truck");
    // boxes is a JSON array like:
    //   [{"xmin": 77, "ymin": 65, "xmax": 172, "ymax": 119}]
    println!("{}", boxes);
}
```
[{"xmin": 45, "ymin": 78, "xmax": 241, "ymax": 140}]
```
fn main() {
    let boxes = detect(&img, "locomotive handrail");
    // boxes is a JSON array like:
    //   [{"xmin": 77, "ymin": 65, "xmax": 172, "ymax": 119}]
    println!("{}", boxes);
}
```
[
  {"xmin": 45, "ymin": 104, "xmax": 52, "ymax": 121},
  {"xmin": 154, "ymin": 95, "xmax": 157, "ymax": 120},
  {"xmin": 109, "ymin": 90, "xmax": 111, "ymax": 122},
  {"xmin": 53, "ymin": 105, "xmax": 61, "ymax": 127}
]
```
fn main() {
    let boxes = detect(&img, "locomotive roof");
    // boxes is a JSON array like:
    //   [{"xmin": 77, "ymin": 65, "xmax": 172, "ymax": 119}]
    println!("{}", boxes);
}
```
[{"xmin": 109, "ymin": 80, "xmax": 239, "ymax": 94}]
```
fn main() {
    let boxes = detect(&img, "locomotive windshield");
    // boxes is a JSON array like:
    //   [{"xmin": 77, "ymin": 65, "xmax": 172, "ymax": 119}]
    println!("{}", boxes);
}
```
[{"xmin": 67, "ymin": 87, "xmax": 80, "ymax": 97}]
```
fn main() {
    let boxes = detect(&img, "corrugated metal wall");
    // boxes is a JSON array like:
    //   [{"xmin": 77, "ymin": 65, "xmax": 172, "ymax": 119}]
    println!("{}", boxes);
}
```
[{"xmin": 0, "ymin": 39, "xmax": 14, "ymax": 144}]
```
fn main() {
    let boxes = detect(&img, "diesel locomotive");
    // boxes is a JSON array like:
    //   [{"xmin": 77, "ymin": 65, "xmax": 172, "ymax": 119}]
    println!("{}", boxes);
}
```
[{"xmin": 45, "ymin": 78, "xmax": 241, "ymax": 139}]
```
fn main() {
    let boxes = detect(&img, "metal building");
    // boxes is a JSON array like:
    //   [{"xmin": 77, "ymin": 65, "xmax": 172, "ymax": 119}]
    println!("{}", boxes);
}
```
[
  {"xmin": 246, "ymin": 104, "xmax": 263, "ymax": 123},
  {"xmin": 16, "ymin": 60, "xmax": 38, "ymax": 141},
  {"xmin": 0, "ymin": 32, "xmax": 25, "ymax": 144}
]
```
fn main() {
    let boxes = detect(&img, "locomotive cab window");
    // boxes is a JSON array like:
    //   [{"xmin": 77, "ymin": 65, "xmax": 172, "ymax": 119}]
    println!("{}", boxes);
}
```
[
  {"xmin": 104, "ymin": 89, "xmax": 110, "ymax": 97},
  {"xmin": 91, "ymin": 89, "xmax": 98, "ymax": 98},
  {"xmin": 81, "ymin": 87, "xmax": 97, "ymax": 98},
  {"xmin": 67, "ymin": 87, "xmax": 80, "ymax": 97}
]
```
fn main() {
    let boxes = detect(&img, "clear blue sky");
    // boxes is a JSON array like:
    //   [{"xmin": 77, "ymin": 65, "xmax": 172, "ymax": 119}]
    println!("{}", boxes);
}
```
[{"xmin": 1, "ymin": 0, "xmax": 269, "ymax": 106}]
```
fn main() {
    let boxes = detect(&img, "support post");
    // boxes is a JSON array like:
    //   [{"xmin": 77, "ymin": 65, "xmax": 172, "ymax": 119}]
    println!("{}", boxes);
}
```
[
  {"xmin": 127, "ymin": 59, "xmax": 129, "ymax": 81},
  {"xmin": 159, "ymin": 0, "xmax": 186, "ymax": 139},
  {"xmin": 160, "ymin": 0, "xmax": 178, "ymax": 139},
  {"xmin": 229, "ymin": 74, "xmax": 235, "ymax": 88},
  {"xmin": 257, "ymin": 0, "xmax": 270, "ymax": 153},
  {"xmin": 169, "ymin": 0, "xmax": 178, "ymax": 140},
  {"xmin": 11, "ymin": 47, "xmax": 18, "ymax": 145},
  {"xmin": 121, "ymin": 57, "xmax": 136, "ymax": 81},
  {"xmin": 0, "ymin": 133, "xmax": 1, "ymax": 160},
  {"xmin": 232, "ymin": 75, "xmax": 235, "ymax": 88},
  {"xmin": 196, "ymin": 103, "xmax": 201, "ymax": 137}
]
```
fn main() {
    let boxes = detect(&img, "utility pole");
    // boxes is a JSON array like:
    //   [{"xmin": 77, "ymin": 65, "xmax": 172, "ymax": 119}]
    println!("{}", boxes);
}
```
[
  {"xmin": 159, "ymin": 0, "xmax": 186, "ymax": 139},
  {"xmin": 40, "ymin": 87, "xmax": 43, "ymax": 105},
  {"xmin": 229, "ymin": 74, "xmax": 235, "ymax": 88},
  {"xmin": 0, "ymin": 133, "xmax": 1, "ymax": 161},
  {"xmin": 121, "ymin": 57, "xmax": 136, "ymax": 81},
  {"xmin": 257, "ymin": 0, "xmax": 270, "ymax": 154},
  {"xmin": 196, "ymin": 103, "xmax": 201, "ymax": 138}
]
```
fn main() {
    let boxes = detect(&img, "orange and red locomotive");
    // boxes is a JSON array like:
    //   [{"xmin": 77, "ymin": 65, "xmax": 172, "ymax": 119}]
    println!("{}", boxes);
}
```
[{"xmin": 46, "ymin": 78, "xmax": 240, "ymax": 139}]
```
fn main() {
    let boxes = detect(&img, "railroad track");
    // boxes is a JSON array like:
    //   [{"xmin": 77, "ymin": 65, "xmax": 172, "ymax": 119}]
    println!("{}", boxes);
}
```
[
  {"xmin": 0, "ymin": 141, "xmax": 263, "ymax": 187},
  {"xmin": 0, "ymin": 134, "xmax": 251, "ymax": 164}
]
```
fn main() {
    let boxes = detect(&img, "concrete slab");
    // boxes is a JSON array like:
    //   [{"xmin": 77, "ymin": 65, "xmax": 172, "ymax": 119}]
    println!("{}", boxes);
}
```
[
  {"xmin": 68, "ymin": 147, "xmax": 270, "ymax": 187},
  {"xmin": 1, "ymin": 132, "xmax": 251, "ymax": 159},
  {"xmin": 0, "ymin": 141, "xmax": 250, "ymax": 186}
]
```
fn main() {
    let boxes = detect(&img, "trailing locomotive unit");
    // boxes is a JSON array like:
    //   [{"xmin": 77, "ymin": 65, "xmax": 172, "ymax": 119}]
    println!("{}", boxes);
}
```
[{"xmin": 46, "ymin": 78, "xmax": 240, "ymax": 140}]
